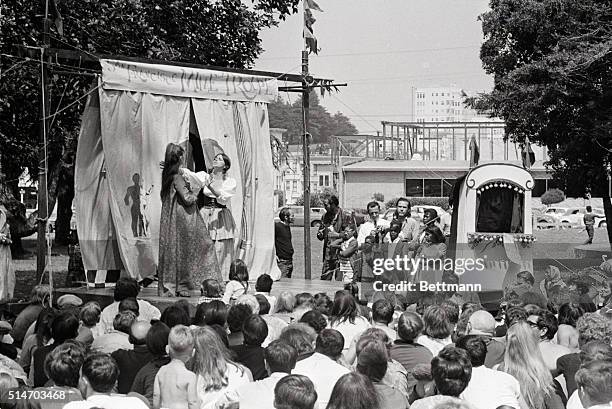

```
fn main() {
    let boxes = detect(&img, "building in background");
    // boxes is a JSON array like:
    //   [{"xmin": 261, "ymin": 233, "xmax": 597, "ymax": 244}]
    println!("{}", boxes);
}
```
[
  {"xmin": 412, "ymin": 87, "xmax": 494, "ymax": 123},
  {"xmin": 335, "ymin": 121, "xmax": 553, "ymax": 209}
]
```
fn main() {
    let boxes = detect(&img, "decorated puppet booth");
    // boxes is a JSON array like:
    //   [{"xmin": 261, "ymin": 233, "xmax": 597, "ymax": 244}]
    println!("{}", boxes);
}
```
[
  {"xmin": 449, "ymin": 163, "xmax": 535, "ymax": 303},
  {"xmin": 75, "ymin": 59, "xmax": 281, "ymax": 284}
]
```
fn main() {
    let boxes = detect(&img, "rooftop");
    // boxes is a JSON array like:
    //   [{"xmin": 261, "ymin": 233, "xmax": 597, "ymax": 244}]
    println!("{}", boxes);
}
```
[{"xmin": 342, "ymin": 160, "xmax": 548, "ymax": 172}]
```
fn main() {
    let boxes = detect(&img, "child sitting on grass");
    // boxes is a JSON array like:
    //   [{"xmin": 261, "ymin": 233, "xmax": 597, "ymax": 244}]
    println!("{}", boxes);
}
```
[
  {"xmin": 153, "ymin": 325, "xmax": 199, "ymax": 409},
  {"xmin": 223, "ymin": 259, "xmax": 249, "ymax": 305},
  {"xmin": 199, "ymin": 279, "xmax": 224, "ymax": 304}
]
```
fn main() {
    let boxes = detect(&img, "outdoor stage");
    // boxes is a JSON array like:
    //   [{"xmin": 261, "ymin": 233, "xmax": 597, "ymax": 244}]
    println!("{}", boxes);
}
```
[{"xmin": 55, "ymin": 279, "xmax": 346, "ymax": 311}]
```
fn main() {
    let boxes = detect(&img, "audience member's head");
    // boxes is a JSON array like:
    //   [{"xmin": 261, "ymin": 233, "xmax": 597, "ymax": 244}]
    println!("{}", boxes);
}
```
[
  {"xmin": 255, "ymin": 274, "xmax": 274, "ymax": 293},
  {"xmin": 577, "ymin": 313, "xmax": 612, "ymax": 347},
  {"xmin": 243, "ymin": 315, "xmax": 268, "ymax": 346},
  {"xmin": 0, "ymin": 373, "xmax": 18, "ymax": 398},
  {"xmin": 118, "ymin": 297, "xmax": 139, "ymax": 316},
  {"xmin": 530, "ymin": 310, "xmax": 558, "ymax": 340},
  {"xmin": 504, "ymin": 321, "xmax": 554, "ymax": 409},
  {"xmin": 265, "ymin": 340, "xmax": 297, "ymax": 374},
  {"xmin": 423, "ymin": 305, "xmax": 453, "ymax": 340},
  {"xmin": 79, "ymin": 353, "xmax": 119, "ymax": 395},
  {"xmin": 558, "ymin": 303, "xmax": 584, "ymax": 327},
  {"xmin": 229, "ymin": 259, "xmax": 249, "ymax": 283},
  {"xmin": 295, "ymin": 293, "xmax": 314, "ymax": 309},
  {"xmin": 313, "ymin": 293, "xmax": 333, "ymax": 316},
  {"xmin": 113, "ymin": 277, "xmax": 140, "ymax": 302},
  {"xmin": 35, "ymin": 308, "xmax": 57, "ymax": 346},
  {"xmin": 201, "ymin": 279, "xmax": 223, "ymax": 298},
  {"xmin": 274, "ymin": 374, "xmax": 317, "ymax": 409},
  {"xmin": 431, "ymin": 346, "xmax": 472, "ymax": 397},
  {"xmin": 455, "ymin": 335, "xmax": 487, "ymax": 368},
  {"xmin": 236, "ymin": 294, "xmax": 260, "ymax": 315},
  {"xmin": 255, "ymin": 294, "xmax": 271, "ymax": 315},
  {"xmin": 160, "ymin": 304, "xmax": 191, "ymax": 328},
  {"xmin": 325, "ymin": 372, "xmax": 378, "ymax": 409},
  {"xmin": 79, "ymin": 301, "xmax": 102, "ymax": 328},
  {"xmin": 575, "ymin": 361, "xmax": 612, "ymax": 408},
  {"xmin": 194, "ymin": 300, "xmax": 227, "ymax": 327},
  {"xmin": 227, "ymin": 304, "xmax": 253, "ymax": 334},
  {"xmin": 517, "ymin": 270, "xmax": 535, "ymax": 286},
  {"xmin": 299, "ymin": 310, "xmax": 327, "ymax": 334},
  {"xmin": 279, "ymin": 324, "xmax": 317, "ymax": 357},
  {"xmin": 397, "ymin": 311, "xmax": 424, "ymax": 342},
  {"xmin": 371, "ymin": 299, "xmax": 394, "ymax": 325},
  {"xmin": 580, "ymin": 341, "xmax": 612, "ymax": 365},
  {"xmin": 146, "ymin": 321, "xmax": 171, "ymax": 357},
  {"xmin": 275, "ymin": 292, "xmax": 296, "ymax": 313},
  {"xmin": 168, "ymin": 325, "xmax": 194, "ymax": 360},
  {"xmin": 330, "ymin": 293, "xmax": 359, "ymax": 325},
  {"xmin": 129, "ymin": 320, "xmax": 151, "ymax": 346},
  {"xmin": 467, "ymin": 310, "xmax": 495, "ymax": 336},
  {"xmin": 440, "ymin": 300, "xmax": 460, "ymax": 325},
  {"xmin": 208, "ymin": 324, "xmax": 230, "ymax": 349},
  {"xmin": 113, "ymin": 310, "xmax": 137, "ymax": 335},
  {"xmin": 44, "ymin": 340, "xmax": 86, "ymax": 387},
  {"xmin": 192, "ymin": 326, "xmax": 234, "ymax": 391},
  {"xmin": 315, "ymin": 329, "xmax": 344, "ymax": 361},
  {"xmin": 30, "ymin": 284, "xmax": 51, "ymax": 306},
  {"xmin": 356, "ymin": 339, "xmax": 388, "ymax": 383},
  {"xmin": 52, "ymin": 311, "xmax": 80, "ymax": 343},
  {"xmin": 356, "ymin": 328, "xmax": 392, "ymax": 354},
  {"xmin": 504, "ymin": 306, "xmax": 527, "ymax": 328}
]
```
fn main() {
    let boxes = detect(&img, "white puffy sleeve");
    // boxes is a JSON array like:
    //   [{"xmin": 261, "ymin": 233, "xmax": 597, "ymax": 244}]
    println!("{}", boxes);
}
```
[
  {"xmin": 216, "ymin": 177, "xmax": 237, "ymax": 205},
  {"xmin": 180, "ymin": 168, "xmax": 210, "ymax": 192}
]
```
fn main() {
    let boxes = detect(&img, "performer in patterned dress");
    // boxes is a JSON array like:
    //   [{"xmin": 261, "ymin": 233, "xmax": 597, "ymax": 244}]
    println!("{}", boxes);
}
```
[{"xmin": 158, "ymin": 143, "xmax": 221, "ymax": 297}]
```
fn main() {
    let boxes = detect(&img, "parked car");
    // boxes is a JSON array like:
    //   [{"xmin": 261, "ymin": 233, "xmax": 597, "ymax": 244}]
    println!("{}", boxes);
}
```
[
  {"xmin": 383, "ymin": 205, "xmax": 448, "ymax": 223},
  {"xmin": 274, "ymin": 206, "xmax": 326, "ymax": 227},
  {"xmin": 542, "ymin": 206, "xmax": 569, "ymax": 221},
  {"xmin": 558, "ymin": 207, "xmax": 607, "ymax": 228}
]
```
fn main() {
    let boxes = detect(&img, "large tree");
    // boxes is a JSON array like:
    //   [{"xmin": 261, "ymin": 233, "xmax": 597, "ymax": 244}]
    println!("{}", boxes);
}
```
[
  {"xmin": 0, "ymin": 0, "xmax": 299, "ymax": 252},
  {"xmin": 268, "ymin": 92, "xmax": 358, "ymax": 145},
  {"xmin": 472, "ymin": 0, "xmax": 612, "ymax": 244}
]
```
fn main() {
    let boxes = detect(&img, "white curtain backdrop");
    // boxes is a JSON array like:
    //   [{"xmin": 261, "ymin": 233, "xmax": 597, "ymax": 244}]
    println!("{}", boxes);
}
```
[{"xmin": 75, "ymin": 60, "xmax": 281, "ymax": 281}]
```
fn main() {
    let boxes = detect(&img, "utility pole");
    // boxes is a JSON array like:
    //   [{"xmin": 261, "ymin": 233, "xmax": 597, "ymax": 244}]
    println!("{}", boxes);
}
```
[
  {"xmin": 37, "ymin": 1, "xmax": 51, "ymax": 282},
  {"xmin": 302, "ymin": 50, "xmax": 312, "ymax": 280}
]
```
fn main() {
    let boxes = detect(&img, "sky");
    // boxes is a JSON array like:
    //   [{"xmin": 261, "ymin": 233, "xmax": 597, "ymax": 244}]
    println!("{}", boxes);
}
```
[{"xmin": 254, "ymin": 0, "xmax": 493, "ymax": 134}]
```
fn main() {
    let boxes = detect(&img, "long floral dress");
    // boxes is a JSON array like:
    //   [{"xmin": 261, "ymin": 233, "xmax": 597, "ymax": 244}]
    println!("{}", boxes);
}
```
[
  {"xmin": 158, "ymin": 174, "xmax": 221, "ymax": 295},
  {"xmin": 0, "ymin": 205, "xmax": 15, "ymax": 302}
]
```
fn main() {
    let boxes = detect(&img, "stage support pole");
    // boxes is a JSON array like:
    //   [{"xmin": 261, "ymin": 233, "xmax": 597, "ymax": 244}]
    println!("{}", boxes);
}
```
[
  {"xmin": 37, "ymin": 2, "xmax": 51, "ymax": 285},
  {"xmin": 301, "ymin": 50, "xmax": 312, "ymax": 280}
]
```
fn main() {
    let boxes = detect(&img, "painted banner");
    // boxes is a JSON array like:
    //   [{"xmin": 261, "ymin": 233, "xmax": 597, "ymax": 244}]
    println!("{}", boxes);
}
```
[{"xmin": 101, "ymin": 59, "xmax": 278, "ymax": 103}]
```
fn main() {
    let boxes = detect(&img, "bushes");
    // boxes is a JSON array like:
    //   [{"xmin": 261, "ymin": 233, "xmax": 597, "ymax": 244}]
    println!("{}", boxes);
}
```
[
  {"xmin": 296, "ymin": 187, "xmax": 338, "ymax": 208},
  {"xmin": 541, "ymin": 189, "xmax": 565, "ymax": 206}
]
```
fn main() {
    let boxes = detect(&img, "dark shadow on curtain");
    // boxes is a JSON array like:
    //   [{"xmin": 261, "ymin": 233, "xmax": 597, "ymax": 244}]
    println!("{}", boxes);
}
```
[{"xmin": 476, "ymin": 187, "xmax": 523, "ymax": 233}]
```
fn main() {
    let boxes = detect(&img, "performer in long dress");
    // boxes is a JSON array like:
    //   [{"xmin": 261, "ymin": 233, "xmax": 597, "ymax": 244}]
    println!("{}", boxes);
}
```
[
  {"xmin": 0, "ymin": 204, "xmax": 15, "ymax": 302},
  {"xmin": 158, "ymin": 143, "xmax": 222, "ymax": 297},
  {"xmin": 198, "ymin": 153, "xmax": 237, "ymax": 281}
]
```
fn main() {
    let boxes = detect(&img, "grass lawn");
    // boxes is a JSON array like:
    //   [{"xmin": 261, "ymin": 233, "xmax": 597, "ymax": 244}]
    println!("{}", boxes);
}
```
[{"xmin": 7, "ymin": 226, "xmax": 610, "ymax": 300}]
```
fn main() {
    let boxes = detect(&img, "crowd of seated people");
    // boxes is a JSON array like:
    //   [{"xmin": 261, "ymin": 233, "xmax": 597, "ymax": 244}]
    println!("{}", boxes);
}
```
[{"xmin": 0, "ymin": 266, "xmax": 612, "ymax": 409}]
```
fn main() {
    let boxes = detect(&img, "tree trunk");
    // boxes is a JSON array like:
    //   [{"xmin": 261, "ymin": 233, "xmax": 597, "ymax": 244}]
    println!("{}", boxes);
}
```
[{"xmin": 604, "ymin": 196, "xmax": 612, "ymax": 249}]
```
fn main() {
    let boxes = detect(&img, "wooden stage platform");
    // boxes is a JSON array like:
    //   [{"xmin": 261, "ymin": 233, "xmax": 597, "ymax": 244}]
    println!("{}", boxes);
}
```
[{"xmin": 55, "ymin": 279, "xmax": 346, "ymax": 311}]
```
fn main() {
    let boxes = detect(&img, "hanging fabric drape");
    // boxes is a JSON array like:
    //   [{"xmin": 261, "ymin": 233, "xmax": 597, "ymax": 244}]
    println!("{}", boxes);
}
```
[{"xmin": 75, "ymin": 59, "xmax": 281, "ymax": 281}]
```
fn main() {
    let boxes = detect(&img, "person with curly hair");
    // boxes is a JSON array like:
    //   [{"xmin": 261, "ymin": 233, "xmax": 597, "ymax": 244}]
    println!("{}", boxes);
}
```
[{"xmin": 557, "ymin": 313, "xmax": 612, "ymax": 397}]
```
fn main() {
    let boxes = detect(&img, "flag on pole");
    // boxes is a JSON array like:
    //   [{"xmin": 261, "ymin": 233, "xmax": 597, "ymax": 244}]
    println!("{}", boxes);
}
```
[
  {"xmin": 521, "ymin": 137, "xmax": 535, "ymax": 169},
  {"xmin": 304, "ymin": 0, "xmax": 323, "ymax": 54},
  {"xmin": 469, "ymin": 135, "xmax": 479, "ymax": 168},
  {"xmin": 47, "ymin": 0, "xmax": 64, "ymax": 36}
]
